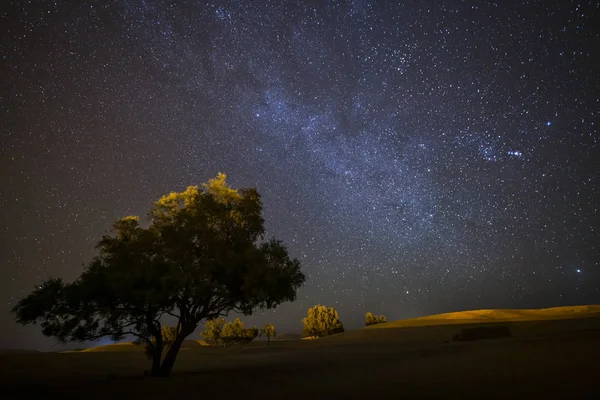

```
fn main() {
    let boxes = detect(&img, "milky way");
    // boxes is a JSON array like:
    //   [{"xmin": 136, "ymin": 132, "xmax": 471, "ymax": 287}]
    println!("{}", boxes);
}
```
[{"xmin": 1, "ymin": 1, "xmax": 599, "ymax": 349}]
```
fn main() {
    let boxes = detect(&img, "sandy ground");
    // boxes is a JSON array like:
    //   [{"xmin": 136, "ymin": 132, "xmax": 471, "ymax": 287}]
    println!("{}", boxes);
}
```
[{"xmin": 1, "ymin": 317, "xmax": 599, "ymax": 399}]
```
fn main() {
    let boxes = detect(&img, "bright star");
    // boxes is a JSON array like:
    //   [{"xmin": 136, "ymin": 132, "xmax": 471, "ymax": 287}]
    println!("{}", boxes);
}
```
[{"xmin": 507, "ymin": 150, "xmax": 523, "ymax": 157}]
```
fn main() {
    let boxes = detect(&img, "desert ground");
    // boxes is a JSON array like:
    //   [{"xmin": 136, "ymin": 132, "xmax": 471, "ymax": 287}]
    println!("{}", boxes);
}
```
[{"xmin": 2, "ymin": 306, "xmax": 600, "ymax": 399}]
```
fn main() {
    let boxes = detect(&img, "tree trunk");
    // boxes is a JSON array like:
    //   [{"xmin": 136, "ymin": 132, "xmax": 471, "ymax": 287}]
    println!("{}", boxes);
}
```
[
  {"xmin": 267, "ymin": 337, "xmax": 270, "ymax": 347},
  {"xmin": 150, "ymin": 346, "xmax": 162, "ymax": 377},
  {"xmin": 157, "ymin": 332, "xmax": 186, "ymax": 377},
  {"xmin": 146, "ymin": 318, "xmax": 163, "ymax": 377}
]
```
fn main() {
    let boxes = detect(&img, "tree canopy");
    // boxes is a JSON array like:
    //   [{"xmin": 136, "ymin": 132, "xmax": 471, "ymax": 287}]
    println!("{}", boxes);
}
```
[
  {"xmin": 12, "ymin": 173, "xmax": 305, "ymax": 376},
  {"xmin": 302, "ymin": 305, "xmax": 344, "ymax": 338},
  {"xmin": 260, "ymin": 323, "xmax": 276, "ymax": 346}
]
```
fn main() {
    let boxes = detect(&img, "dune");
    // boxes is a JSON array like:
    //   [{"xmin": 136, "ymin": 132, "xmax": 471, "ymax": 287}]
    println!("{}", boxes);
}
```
[
  {"xmin": 273, "ymin": 333, "xmax": 302, "ymax": 341},
  {"xmin": 315, "ymin": 304, "xmax": 600, "ymax": 347},
  {"xmin": 80, "ymin": 339, "xmax": 209, "ymax": 352},
  {"xmin": 64, "ymin": 305, "xmax": 600, "ymax": 351},
  {"xmin": 367, "ymin": 305, "xmax": 600, "ymax": 329},
  {"xmin": 79, "ymin": 342, "xmax": 142, "ymax": 353}
]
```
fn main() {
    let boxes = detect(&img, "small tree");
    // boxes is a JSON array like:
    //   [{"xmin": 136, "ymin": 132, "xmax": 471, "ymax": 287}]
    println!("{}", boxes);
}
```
[
  {"xmin": 365, "ymin": 312, "xmax": 387, "ymax": 326},
  {"xmin": 302, "ymin": 305, "xmax": 344, "ymax": 338},
  {"xmin": 200, "ymin": 317, "xmax": 226, "ymax": 347},
  {"xmin": 260, "ymin": 323, "xmax": 276, "ymax": 346}
]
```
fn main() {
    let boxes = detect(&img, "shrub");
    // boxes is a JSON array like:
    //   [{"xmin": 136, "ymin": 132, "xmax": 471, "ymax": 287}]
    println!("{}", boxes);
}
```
[
  {"xmin": 365, "ymin": 312, "xmax": 387, "ymax": 326},
  {"xmin": 220, "ymin": 318, "xmax": 258, "ymax": 347},
  {"xmin": 302, "ymin": 305, "xmax": 344, "ymax": 338},
  {"xmin": 365, "ymin": 312, "xmax": 377, "ymax": 326},
  {"xmin": 200, "ymin": 317, "xmax": 226, "ymax": 347}
]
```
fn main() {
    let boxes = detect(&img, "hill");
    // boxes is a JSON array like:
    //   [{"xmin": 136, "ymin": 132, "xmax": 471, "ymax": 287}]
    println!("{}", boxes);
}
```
[
  {"xmin": 367, "ymin": 305, "xmax": 600, "ymax": 329},
  {"xmin": 2, "ymin": 305, "xmax": 600, "ymax": 398},
  {"xmin": 78, "ymin": 340, "xmax": 209, "ymax": 353},
  {"xmin": 272, "ymin": 333, "xmax": 302, "ymax": 341},
  {"xmin": 64, "ymin": 305, "xmax": 600, "ymax": 351},
  {"xmin": 318, "ymin": 304, "xmax": 600, "ymax": 346}
]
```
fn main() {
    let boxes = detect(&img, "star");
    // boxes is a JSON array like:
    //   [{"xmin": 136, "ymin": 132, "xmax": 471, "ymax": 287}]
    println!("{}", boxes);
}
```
[{"xmin": 1, "ymin": 0, "xmax": 598, "ymax": 350}]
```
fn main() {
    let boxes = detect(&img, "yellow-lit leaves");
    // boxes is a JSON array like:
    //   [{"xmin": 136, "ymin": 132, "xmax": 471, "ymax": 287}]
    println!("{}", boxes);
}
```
[
  {"xmin": 302, "ymin": 305, "xmax": 344, "ymax": 337},
  {"xmin": 203, "ymin": 172, "xmax": 241, "ymax": 205},
  {"xmin": 201, "ymin": 317, "xmax": 258, "ymax": 347},
  {"xmin": 365, "ymin": 312, "xmax": 386, "ymax": 326}
]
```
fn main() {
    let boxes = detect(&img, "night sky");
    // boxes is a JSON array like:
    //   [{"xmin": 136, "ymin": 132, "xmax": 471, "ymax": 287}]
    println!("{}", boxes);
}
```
[{"xmin": 1, "ymin": 1, "xmax": 599, "ymax": 351}]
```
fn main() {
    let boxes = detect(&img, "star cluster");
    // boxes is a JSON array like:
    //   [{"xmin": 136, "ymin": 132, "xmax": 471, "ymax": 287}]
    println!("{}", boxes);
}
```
[{"xmin": 1, "ymin": 1, "xmax": 599, "ymax": 349}]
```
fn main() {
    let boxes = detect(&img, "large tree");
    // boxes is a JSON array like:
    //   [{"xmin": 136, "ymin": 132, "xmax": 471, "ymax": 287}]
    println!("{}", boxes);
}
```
[{"xmin": 12, "ymin": 174, "xmax": 305, "ymax": 377}]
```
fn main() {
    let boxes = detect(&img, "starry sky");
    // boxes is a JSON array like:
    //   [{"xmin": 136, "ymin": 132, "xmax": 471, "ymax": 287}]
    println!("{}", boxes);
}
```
[{"xmin": 1, "ymin": 1, "xmax": 599, "ymax": 350}]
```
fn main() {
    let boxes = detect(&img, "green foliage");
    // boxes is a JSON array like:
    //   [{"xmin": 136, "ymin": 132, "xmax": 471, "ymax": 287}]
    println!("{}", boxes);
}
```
[
  {"xmin": 261, "ymin": 323, "xmax": 276, "ymax": 338},
  {"xmin": 365, "ymin": 312, "xmax": 387, "ymax": 326},
  {"xmin": 220, "ymin": 318, "xmax": 258, "ymax": 347},
  {"xmin": 12, "ymin": 174, "xmax": 305, "ymax": 377},
  {"xmin": 158, "ymin": 325, "xmax": 179, "ymax": 348},
  {"xmin": 260, "ymin": 323, "xmax": 276, "ymax": 346},
  {"xmin": 200, "ymin": 317, "xmax": 226, "ymax": 347},
  {"xmin": 302, "ymin": 305, "xmax": 344, "ymax": 338},
  {"xmin": 201, "ymin": 317, "xmax": 258, "ymax": 347}
]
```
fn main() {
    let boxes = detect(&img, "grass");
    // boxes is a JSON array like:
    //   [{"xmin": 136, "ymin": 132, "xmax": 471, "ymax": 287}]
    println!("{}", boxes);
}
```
[{"xmin": 2, "ymin": 305, "xmax": 600, "ymax": 398}]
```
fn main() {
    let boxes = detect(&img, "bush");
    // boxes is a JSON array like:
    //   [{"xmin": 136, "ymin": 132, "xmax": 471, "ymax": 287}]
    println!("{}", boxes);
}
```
[
  {"xmin": 365, "ymin": 312, "xmax": 377, "ymax": 326},
  {"xmin": 200, "ymin": 317, "xmax": 226, "ymax": 347},
  {"xmin": 365, "ymin": 312, "xmax": 387, "ymax": 326},
  {"xmin": 302, "ymin": 305, "xmax": 344, "ymax": 338},
  {"xmin": 220, "ymin": 318, "xmax": 258, "ymax": 347}
]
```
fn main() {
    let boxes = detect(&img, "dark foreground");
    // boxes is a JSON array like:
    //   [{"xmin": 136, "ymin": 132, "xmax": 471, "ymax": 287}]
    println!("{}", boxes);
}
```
[{"xmin": 2, "ymin": 318, "xmax": 600, "ymax": 399}]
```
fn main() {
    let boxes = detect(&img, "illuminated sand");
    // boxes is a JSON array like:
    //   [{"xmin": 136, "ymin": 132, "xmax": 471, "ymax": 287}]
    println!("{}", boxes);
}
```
[
  {"xmin": 2, "ymin": 306, "xmax": 600, "ymax": 398},
  {"xmin": 77, "ymin": 340, "xmax": 210, "ymax": 353},
  {"xmin": 369, "ymin": 305, "xmax": 600, "ymax": 328}
]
